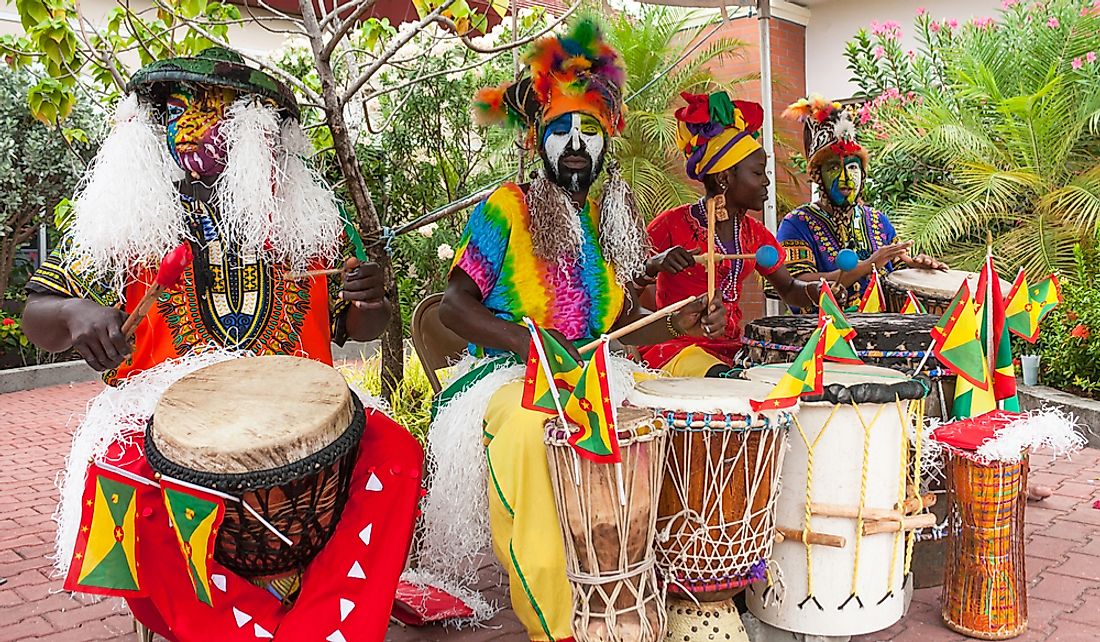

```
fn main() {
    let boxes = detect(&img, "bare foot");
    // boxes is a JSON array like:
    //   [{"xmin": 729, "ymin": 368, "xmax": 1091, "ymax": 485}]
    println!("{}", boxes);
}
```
[{"xmin": 1027, "ymin": 484, "xmax": 1053, "ymax": 502}]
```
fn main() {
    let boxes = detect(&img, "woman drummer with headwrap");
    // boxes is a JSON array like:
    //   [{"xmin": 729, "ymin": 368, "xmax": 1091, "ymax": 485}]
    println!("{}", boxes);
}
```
[{"xmin": 637, "ymin": 91, "xmax": 826, "ymax": 376}]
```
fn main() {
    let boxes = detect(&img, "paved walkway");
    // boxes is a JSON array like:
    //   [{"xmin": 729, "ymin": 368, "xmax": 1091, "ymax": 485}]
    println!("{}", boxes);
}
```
[{"xmin": 2, "ymin": 381, "xmax": 1099, "ymax": 641}]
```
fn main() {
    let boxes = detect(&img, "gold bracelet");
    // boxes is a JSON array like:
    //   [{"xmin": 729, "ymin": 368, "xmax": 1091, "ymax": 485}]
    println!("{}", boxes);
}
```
[{"xmin": 666, "ymin": 314, "xmax": 685, "ymax": 338}]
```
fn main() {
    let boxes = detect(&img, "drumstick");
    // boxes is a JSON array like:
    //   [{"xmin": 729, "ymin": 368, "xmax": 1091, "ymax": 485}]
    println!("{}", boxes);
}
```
[
  {"xmin": 706, "ymin": 195, "xmax": 720, "ymax": 304},
  {"xmin": 122, "ymin": 244, "xmax": 193, "ymax": 338},
  {"xmin": 285, "ymin": 267, "xmax": 343, "ymax": 280},
  {"xmin": 776, "ymin": 526, "xmax": 846, "ymax": 549},
  {"xmin": 578, "ymin": 296, "xmax": 697, "ymax": 355},
  {"xmin": 810, "ymin": 493, "xmax": 937, "ymax": 522},
  {"xmin": 694, "ymin": 253, "xmax": 753, "ymax": 264},
  {"xmin": 861, "ymin": 513, "xmax": 937, "ymax": 536}
]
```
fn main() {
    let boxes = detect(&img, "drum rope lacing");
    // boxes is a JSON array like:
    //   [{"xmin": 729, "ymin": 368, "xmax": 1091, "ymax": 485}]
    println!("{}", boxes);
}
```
[{"xmin": 655, "ymin": 410, "xmax": 787, "ymax": 598}]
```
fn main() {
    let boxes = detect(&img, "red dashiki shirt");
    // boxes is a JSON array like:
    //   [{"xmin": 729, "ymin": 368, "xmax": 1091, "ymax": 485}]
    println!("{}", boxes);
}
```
[{"xmin": 639, "ymin": 200, "xmax": 783, "ymax": 369}]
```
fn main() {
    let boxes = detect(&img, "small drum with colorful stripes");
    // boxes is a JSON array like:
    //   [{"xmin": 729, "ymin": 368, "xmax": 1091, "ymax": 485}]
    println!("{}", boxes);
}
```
[
  {"xmin": 545, "ymin": 407, "xmax": 668, "ymax": 642},
  {"xmin": 744, "ymin": 363, "xmax": 931, "ymax": 638},
  {"xmin": 932, "ymin": 412, "xmax": 1030, "ymax": 640}
]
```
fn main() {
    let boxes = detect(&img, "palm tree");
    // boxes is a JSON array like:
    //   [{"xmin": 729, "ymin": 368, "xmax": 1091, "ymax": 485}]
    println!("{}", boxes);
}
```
[
  {"xmin": 852, "ymin": 1, "xmax": 1100, "ymax": 279},
  {"xmin": 606, "ymin": 7, "xmax": 753, "ymax": 220}
]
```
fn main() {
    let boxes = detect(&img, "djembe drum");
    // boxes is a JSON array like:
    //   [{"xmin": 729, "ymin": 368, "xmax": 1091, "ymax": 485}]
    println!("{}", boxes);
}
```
[
  {"xmin": 545, "ymin": 407, "xmax": 668, "ymax": 642},
  {"xmin": 146, "ymin": 355, "xmax": 363, "ymax": 582},
  {"xmin": 932, "ymin": 412, "xmax": 1029, "ymax": 640},
  {"xmin": 744, "ymin": 363, "xmax": 932, "ymax": 638},
  {"xmin": 627, "ymin": 377, "xmax": 793, "ymax": 641},
  {"xmin": 883, "ymin": 268, "xmax": 1010, "ymax": 316}
]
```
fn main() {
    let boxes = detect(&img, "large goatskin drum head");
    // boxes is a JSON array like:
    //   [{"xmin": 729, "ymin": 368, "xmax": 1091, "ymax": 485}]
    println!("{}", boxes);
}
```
[
  {"xmin": 152, "ymin": 355, "xmax": 355, "ymax": 474},
  {"xmin": 744, "ymin": 362, "xmax": 915, "ymax": 637},
  {"xmin": 628, "ymin": 377, "xmax": 788, "ymax": 418},
  {"xmin": 884, "ymin": 268, "xmax": 1010, "ymax": 302}
]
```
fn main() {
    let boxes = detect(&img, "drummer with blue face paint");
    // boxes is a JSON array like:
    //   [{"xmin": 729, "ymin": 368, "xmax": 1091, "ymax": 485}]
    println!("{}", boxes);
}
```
[{"xmin": 776, "ymin": 95, "xmax": 947, "ymax": 308}]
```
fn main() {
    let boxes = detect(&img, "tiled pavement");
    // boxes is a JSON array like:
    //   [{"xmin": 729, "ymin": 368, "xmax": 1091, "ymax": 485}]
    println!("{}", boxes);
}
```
[{"xmin": 2, "ymin": 381, "xmax": 1099, "ymax": 641}]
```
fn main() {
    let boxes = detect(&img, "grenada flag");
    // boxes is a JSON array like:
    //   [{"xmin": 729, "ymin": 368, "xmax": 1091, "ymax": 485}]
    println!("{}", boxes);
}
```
[
  {"xmin": 975, "ymin": 254, "xmax": 1019, "ymax": 411},
  {"xmin": 1005, "ymin": 269, "xmax": 1041, "ymax": 342},
  {"xmin": 1031, "ymin": 274, "xmax": 1063, "ymax": 323},
  {"xmin": 750, "ymin": 325, "xmax": 825, "ymax": 412},
  {"xmin": 521, "ymin": 318, "xmax": 582, "ymax": 416},
  {"xmin": 64, "ymin": 463, "xmax": 143, "ymax": 596},
  {"xmin": 162, "ymin": 478, "xmax": 226, "ymax": 606},
  {"xmin": 932, "ymin": 282, "xmax": 996, "ymax": 418},
  {"xmin": 858, "ymin": 269, "xmax": 885, "ymax": 313},
  {"xmin": 817, "ymin": 282, "xmax": 861, "ymax": 364},
  {"xmin": 562, "ymin": 339, "xmax": 620, "ymax": 464},
  {"xmin": 900, "ymin": 291, "xmax": 927, "ymax": 315}
]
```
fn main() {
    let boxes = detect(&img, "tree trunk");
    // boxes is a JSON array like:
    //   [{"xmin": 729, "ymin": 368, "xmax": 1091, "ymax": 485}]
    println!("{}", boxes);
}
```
[
  {"xmin": 0, "ymin": 240, "xmax": 15, "ymax": 298},
  {"xmin": 299, "ymin": 0, "xmax": 403, "ymax": 400}
]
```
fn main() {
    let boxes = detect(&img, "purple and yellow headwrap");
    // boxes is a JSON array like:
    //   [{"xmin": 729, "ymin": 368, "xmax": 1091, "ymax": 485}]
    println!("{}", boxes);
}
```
[{"xmin": 675, "ymin": 91, "xmax": 764, "ymax": 182}]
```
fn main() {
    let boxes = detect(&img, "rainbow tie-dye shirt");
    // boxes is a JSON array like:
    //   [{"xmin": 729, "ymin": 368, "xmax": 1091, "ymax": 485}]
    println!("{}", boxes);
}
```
[{"xmin": 451, "ymin": 183, "xmax": 625, "ymax": 357}]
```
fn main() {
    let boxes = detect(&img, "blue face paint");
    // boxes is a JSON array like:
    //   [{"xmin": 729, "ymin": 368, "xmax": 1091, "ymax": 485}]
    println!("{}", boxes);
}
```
[
  {"xmin": 822, "ymin": 155, "xmax": 864, "ymax": 208},
  {"xmin": 539, "ymin": 112, "xmax": 607, "ymax": 191}
]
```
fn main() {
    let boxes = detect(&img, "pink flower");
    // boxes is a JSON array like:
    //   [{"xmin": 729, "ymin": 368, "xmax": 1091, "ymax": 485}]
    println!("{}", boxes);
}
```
[
  {"xmin": 916, "ymin": 6, "xmax": 927, "ymax": 16},
  {"xmin": 907, "ymin": 49, "xmax": 917, "ymax": 60},
  {"xmin": 873, "ymin": 45, "xmax": 886, "ymax": 59},
  {"xmin": 1001, "ymin": 0, "xmax": 1019, "ymax": 7},
  {"xmin": 929, "ymin": 20, "xmax": 942, "ymax": 33},
  {"xmin": 884, "ymin": 87, "xmax": 902, "ymax": 100},
  {"xmin": 972, "ymin": 16, "xmax": 996, "ymax": 30},
  {"xmin": 947, "ymin": 18, "xmax": 959, "ymax": 29},
  {"xmin": 1088, "ymin": 51, "xmax": 1098, "ymax": 63},
  {"xmin": 1047, "ymin": 16, "xmax": 1060, "ymax": 28},
  {"xmin": 872, "ymin": 20, "xmax": 902, "ymax": 40},
  {"xmin": 1072, "ymin": 57, "xmax": 1084, "ymax": 70}
]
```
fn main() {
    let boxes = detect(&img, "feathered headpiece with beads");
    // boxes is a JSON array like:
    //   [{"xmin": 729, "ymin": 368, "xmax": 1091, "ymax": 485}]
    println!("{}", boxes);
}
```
[
  {"xmin": 473, "ymin": 17, "xmax": 626, "ymax": 138},
  {"xmin": 783, "ymin": 93, "xmax": 867, "ymax": 170}
]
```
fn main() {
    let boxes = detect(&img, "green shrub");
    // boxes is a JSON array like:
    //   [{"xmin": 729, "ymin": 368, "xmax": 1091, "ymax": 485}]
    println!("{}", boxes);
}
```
[
  {"xmin": 1029, "ymin": 246, "xmax": 1100, "ymax": 396},
  {"xmin": 341, "ymin": 351, "xmax": 435, "ymax": 442}
]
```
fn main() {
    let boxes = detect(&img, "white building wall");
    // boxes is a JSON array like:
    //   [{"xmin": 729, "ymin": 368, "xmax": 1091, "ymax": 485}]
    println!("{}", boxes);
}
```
[{"xmin": 800, "ymin": 0, "xmax": 1002, "ymax": 99}]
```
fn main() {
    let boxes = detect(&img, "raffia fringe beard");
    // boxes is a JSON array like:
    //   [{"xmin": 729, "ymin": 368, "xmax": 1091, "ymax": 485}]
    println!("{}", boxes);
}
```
[
  {"xmin": 215, "ymin": 100, "xmax": 343, "ymax": 273},
  {"xmin": 65, "ymin": 94, "xmax": 188, "ymax": 294},
  {"xmin": 412, "ymin": 354, "xmax": 655, "ymax": 623},
  {"xmin": 599, "ymin": 161, "xmax": 649, "ymax": 286},
  {"xmin": 527, "ymin": 172, "xmax": 585, "ymax": 266},
  {"xmin": 53, "ymin": 348, "xmax": 250, "ymax": 578}
]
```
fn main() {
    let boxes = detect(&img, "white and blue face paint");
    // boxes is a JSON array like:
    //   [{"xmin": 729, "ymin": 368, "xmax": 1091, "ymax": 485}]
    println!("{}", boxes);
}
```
[{"xmin": 540, "ymin": 112, "xmax": 607, "ymax": 192}]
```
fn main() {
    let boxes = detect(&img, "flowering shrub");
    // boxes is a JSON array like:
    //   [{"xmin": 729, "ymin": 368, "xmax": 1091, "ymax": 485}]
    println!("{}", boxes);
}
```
[
  {"xmin": 0, "ymin": 312, "xmax": 31, "ymax": 363},
  {"xmin": 1029, "ymin": 246, "xmax": 1100, "ymax": 397},
  {"xmin": 844, "ymin": 0, "xmax": 1100, "ymax": 278}
]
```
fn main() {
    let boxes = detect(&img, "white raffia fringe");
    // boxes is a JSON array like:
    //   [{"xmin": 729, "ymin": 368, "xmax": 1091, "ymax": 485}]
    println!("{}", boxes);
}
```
[
  {"xmin": 66, "ymin": 94, "xmax": 187, "ymax": 294},
  {"xmin": 412, "ymin": 352, "xmax": 654, "ymax": 623},
  {"xmin": 53, "ymin": 348, "xmax": 249, "ymax": 577},
  {"xmin": 397, "ymin": 568, "xmax": 498, "ymax": 627},
  {"xmin": 215, "ymin": 100, "xmax": 342, "ymax": 273},
  {"xmin": 915, "ymin": 416, "xmax": 946, "ymax": 490},
  {"xmin": 975, "ymin": 406, "xmax": 1086, "ymax": 464}
]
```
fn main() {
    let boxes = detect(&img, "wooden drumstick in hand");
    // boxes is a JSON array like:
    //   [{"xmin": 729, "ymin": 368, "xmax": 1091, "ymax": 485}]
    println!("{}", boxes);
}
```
[
  {"xmin": 121, "ymin": 243, "xmax": 193, "ymax": 338},
  {"xmin": 578, "ymin": 296, "xmax": 697, "ymax": 355},
  {"xmin": 706, "ymin": 195, "xmax": 723, "ymax": 304}
]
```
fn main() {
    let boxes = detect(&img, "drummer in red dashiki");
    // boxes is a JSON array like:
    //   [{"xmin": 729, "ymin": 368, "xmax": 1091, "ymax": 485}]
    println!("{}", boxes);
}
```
[
  {"xmin": 420, "ymin": 19, "xmax": 728, "ymax": 642},
  {"xmin": 21, "ymin": 48, "xmax": 422, "ymax": 641},
  {"xmin": 776, "ymin": 94, "xmax": 947, "ymax": 308},
  {"xmin": 637, "ymin": 91, "xmax": 827, "ymax": 376}
]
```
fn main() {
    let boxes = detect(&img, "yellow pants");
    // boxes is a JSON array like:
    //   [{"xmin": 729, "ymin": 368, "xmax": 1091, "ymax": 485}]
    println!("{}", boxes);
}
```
[{"xmin": 483, "ymin": 345, "xmax": 723, "ymax": 641}]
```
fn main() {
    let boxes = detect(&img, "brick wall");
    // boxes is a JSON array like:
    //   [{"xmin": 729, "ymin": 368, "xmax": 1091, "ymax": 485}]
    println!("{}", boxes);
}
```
[{"xmin": 684, "ymin": 16, "xmax": 810, "ymax": 326}]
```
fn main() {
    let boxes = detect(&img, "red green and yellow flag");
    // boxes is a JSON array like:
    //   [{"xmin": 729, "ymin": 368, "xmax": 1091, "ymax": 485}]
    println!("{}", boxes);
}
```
[
  {"xmin": 817, "ymin": 283, "xmax": 861, "ymax": 364},
  {"xmin": 975, "ymin": 255, "xmax": 1019, "ymax": 411},
  {"xmin": 521, "ymin": 319, "xmax": 582, "ymax": 416},
  {"xmin": 1005, "ymin": 269, "xmax": 1041, "ymax": 342},
  {"xmin": 857, "ymin": 269, "xmax": 885, "ymax": 313},
  {"xmin": 562, "ymin": 340, "xmax": 621, "ymax": 464},
  {"xmin": 1031, "ymin": 274, "xmax": 1063, "ymax": 323},
  {"xmin": 931, "ymin": 282, "xmax": 996, "ymax": 418},
  {"xmin": 750, "ymin": 325, "xmax": 825, "ymax": 412},
  {"xmin": 162, "ymin": 479, "xmax": 226, "ymax": 606},
  {"xmin": 64, "ymin": 463, "xmax": 143, "ymax": 596},
  {"xmin": 900, "ymin": 291, "xmax": 927, "ymax": 315}
]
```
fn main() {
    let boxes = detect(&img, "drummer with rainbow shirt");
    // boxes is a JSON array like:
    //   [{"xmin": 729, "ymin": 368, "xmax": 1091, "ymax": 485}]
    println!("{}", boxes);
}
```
[
  {"xmin": 637, "ymin": 91, "xmax": 824, "ymax": 377},
  {"xmin": 776, "ymin": 95, "xmax": 946, "ymax": 308}
]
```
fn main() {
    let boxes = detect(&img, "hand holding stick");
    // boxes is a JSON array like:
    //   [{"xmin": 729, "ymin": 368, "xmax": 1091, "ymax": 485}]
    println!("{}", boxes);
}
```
[
  {"xmin": 578, "ymin": 296, "xmax": 697, "ymax": 355},
  {"xmin": 284, "ymin": 267, "xmax": 344, "ymax": 280}
]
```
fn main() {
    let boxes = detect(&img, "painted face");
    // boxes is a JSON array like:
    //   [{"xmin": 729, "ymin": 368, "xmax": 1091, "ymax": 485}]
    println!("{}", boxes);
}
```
[
  {"xmin": 539, "ymin": 112, "xmax": 607, "ymax": 192},
  {"xmin": 820, "ymin": 154, "xmax": 864, "ymax": 208},
  {"xmin": 165, "ymin": 85, "xmax": 237, "ymax": 177}
]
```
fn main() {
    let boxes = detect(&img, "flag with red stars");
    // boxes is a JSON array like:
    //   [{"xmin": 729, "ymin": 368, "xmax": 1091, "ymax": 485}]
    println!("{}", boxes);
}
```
[
  {"xmin": 562, "ymin": 339, "xmax": 621, "ymax": 464},
  {"xmin": 161, "ymin": 478, "xmax": 226, "ymax": 607},
  {"xmin": 64, "ymin": 463, "xmax": 144, "ymax": 596}
]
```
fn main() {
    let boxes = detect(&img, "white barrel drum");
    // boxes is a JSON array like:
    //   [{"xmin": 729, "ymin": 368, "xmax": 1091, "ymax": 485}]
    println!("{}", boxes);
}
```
[{"xmin": 743, "ymin": 363, "xmax": 931, "ymax": 638}]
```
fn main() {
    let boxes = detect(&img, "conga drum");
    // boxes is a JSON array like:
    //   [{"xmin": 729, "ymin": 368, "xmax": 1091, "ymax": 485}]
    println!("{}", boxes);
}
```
[
  {"xmin": 744, "ymin": 363, "xmax": 932, "ymax": 638},
  {"xmin": 931, "ymin": 412, "xmax": 1029, "ymax": 640},
  {"xmin": 740, "ymin": 313, "xmax": 952, "ymax": 589},
  {"xmin": 545, "ymin": 407, "xmax": 667, "ymax": 642},
  {"xmin": 883, "ymin": 268, "xmax": 1010, "ymax": 315},
  {"xmin": 146, "ymin": 355, "xmax": 363, "ymax": 582},
  {"xmin": 627, "ymin": 378, "xmax": 793, "ymax": 641}
]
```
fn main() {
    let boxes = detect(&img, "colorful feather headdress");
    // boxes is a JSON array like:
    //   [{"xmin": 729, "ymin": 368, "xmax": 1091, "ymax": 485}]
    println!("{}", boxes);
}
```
[
  {"xmin": 674, "ymin": 91, "xmax": 764, "ymax": 181},
  {"xmin": 473, "ymin": 17, "xmax": 626, "ymax": 138},
  {"xmin": 783, "ymin": 93, "xmax": 867, "ymax": 169}
]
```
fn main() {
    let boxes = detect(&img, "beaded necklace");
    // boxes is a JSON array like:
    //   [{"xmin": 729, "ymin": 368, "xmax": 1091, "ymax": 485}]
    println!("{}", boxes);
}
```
[{"xmin": 690, "ymin": 198, "xmax": 743, "ymax": 302}]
